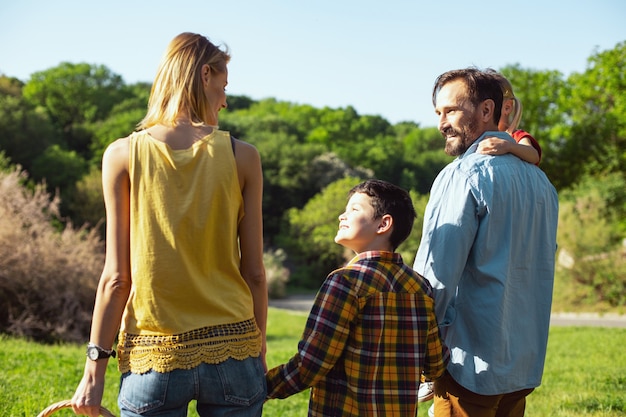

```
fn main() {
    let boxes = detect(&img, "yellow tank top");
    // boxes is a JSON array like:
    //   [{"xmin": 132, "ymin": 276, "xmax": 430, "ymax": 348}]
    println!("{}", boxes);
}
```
[{"xmin": 118, "ymin": 129, "xmax": 261, "ymax": 374}]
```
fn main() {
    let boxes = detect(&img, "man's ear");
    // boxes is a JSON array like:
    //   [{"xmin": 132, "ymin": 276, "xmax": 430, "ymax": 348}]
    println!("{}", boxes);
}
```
[
  {"xmin": 480, "ymin": 99, "xmax": 495, "ymax": 122},
  {"xmin": 377, "ymin": 214, "xmax": 393, "ymax": 234}
]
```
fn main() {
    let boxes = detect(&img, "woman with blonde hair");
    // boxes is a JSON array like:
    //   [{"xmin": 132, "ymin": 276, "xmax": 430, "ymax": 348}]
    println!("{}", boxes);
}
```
[{"xmin": 71, "ymin": 32, "xmax": 267, "ymax": 417}]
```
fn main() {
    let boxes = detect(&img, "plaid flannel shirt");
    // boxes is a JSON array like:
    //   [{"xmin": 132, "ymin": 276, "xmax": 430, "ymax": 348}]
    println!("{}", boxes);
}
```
[{"xmin": 266, "ymin": 251, "xmax": 449, "ymax": 417}]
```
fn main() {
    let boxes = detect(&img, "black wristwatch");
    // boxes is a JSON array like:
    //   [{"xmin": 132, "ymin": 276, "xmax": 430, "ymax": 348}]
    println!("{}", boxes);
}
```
[{"xmin": 86, "ymin": 343, "xmax": 116, "ymax": 361}]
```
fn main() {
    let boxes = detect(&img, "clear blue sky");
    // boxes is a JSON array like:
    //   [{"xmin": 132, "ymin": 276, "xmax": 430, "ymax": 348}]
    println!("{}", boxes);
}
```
[{"xmin": 1, "ymin": 0, "xmax": 624, "ymax": 127}]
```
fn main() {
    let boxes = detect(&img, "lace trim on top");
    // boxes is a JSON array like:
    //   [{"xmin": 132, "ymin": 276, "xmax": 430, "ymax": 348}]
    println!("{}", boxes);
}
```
[{"xmin": 118, "ymin": 318, "xmax": 261, "ymax": 374}]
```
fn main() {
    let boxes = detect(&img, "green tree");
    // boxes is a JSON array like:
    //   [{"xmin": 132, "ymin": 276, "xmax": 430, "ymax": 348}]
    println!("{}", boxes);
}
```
[
  {"xmin": 399, "ymin": 125, "xmax": 452, "ymax": 193},
  {"xmin": 22, "ymin": 62, "xmax": 131, "ymax": 157},
  {"xmin": 279, "ymin": 176, "xmax": 363, "ymax": 288},
  {"xmin": 89, "ymin": 107, "xmax": 146, "ymax": 165},
  {"xmin": 0, "ymin": 76, "xmax": 61, "ymax": 173},
  {"xmin": 254, "ymin": 130, "xmax": 328, "ymax": 240},
  {"xmin": 562, "ymin": 42, "xmax": 626, "ymax": 184},
  {"xmin": 222, "ymin": 98, "xmax": 312, "ymax": 140},
  {"xmin": 87, "ymin": 82, "xmax": 149, "ymax": 165},
  {"xmin": 226, "ymin": 94, "xmax": 255, "ymax": 112},
  {"xmin": 30, "ymin": 144, "xmax": 88, "ymax": 196}
]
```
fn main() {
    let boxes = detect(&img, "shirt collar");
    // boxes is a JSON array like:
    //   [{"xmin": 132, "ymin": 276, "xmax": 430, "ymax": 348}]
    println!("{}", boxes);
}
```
[{"xmin": 347, "ymin": 250, "xmax": 401, "ymax": 265}]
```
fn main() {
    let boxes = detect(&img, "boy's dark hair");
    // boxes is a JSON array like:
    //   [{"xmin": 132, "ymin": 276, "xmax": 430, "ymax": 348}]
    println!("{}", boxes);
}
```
[{"xmin": 348, "ymin": 179, "xmax": 417, "ymax": 250}]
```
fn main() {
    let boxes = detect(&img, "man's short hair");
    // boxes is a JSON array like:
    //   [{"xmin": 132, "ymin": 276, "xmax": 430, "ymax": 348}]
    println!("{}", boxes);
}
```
[{"xmin": 432, "ymin": 67, "xmax": 504, "ymax": 125}]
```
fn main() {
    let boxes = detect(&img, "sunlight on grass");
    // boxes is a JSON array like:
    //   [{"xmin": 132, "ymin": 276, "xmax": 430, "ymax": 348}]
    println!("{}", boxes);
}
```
[{"xmin": 2, "ymin": 309, "xmax": 625, "ymax": 417}]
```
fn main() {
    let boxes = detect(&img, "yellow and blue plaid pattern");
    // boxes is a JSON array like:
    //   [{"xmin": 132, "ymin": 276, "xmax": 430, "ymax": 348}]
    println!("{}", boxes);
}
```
[{"xmin": 266, "ymin": 251, "xmax": 449, "ymax": 416}]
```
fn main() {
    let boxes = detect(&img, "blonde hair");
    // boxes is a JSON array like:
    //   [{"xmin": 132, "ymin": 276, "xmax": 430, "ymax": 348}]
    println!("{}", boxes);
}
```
[
  {"xmin": 487, "ymin": 70, "xmax": 523, "ymax": 133},
  {"xmin": 138, "ymin": 32, "xmax": 230, "ymax": 129}
]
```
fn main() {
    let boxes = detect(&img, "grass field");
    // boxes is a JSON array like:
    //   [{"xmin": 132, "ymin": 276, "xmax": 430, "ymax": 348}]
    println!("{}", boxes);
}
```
[{"xmin": 1, "ymin": 308, "xmax": 625, "ymax": 417}]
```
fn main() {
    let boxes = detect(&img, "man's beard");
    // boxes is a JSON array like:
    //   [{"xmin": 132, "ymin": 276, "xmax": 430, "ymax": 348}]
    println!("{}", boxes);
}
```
[{"xmin": 442, "ymin": 117, "xmax": 479, "ymax": 156}]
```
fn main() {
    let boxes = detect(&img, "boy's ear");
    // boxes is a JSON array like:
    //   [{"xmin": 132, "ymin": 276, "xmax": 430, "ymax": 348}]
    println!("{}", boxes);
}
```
[{"xmin": 377, "ymin": 214, "xmax": 393, "ymax": 234}]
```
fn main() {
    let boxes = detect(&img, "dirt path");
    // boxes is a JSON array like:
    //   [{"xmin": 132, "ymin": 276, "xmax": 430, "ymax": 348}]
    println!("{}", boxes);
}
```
[
  {"xmin": 549, "ymin": 312, "xmax": 626, "ymax": 328},
  {"xmin": 269, "ymin": 295, "xmax": 626, "ymax": 328}
]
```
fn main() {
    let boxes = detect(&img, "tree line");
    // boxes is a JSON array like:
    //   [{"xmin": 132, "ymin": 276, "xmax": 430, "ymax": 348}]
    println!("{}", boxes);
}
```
[{"xmin": 0, "ymin": 42, "xmax": 624, "ymax": 341}]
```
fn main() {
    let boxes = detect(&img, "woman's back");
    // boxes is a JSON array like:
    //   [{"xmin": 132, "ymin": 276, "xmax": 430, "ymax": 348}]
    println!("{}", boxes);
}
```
[{"xmin": 125, "ymin": 128, "xmax": 250, "ymax": 335}]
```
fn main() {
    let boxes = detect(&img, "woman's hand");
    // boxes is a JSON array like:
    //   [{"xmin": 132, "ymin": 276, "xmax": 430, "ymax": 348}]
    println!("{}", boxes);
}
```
[{"xmin": 71, "ymin": 364, "xmax": 106, "ymax": 417}]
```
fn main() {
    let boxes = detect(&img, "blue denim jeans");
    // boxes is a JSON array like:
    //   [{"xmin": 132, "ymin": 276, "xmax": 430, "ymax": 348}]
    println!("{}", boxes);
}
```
[{"xmin": 118, "ymin": 356, "xmax": 266, "ymax": 417}]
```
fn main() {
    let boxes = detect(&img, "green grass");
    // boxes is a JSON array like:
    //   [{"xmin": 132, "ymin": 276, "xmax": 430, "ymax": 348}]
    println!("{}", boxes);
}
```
[{"xmin": 2, "ymin": 308, "xmax": 625, "ymax": 417}]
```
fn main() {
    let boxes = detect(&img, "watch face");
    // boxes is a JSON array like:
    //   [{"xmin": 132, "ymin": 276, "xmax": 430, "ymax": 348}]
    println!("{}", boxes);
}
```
[{"xmin": 87, "ymin": 346, "xmax": 100, "ymax": 360}]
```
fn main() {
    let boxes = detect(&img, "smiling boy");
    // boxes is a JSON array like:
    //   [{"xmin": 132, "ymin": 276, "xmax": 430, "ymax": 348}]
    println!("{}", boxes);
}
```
[{"xmin": 265, "ymin": 179, "xmax": 448, "ymax": 417}]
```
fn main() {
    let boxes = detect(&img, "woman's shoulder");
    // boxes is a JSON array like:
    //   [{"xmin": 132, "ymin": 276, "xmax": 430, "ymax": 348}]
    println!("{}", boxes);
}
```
[
  {"xmin": 107, "ymin": 134, "xmax": 133, "ymax": 153},
  {"xmin": 102, "ymin": 134, "xmax": 133, "ymax": 169},
  {"xmin": 230, "ymin": 135, "xmax": 258, "ymax": 152},
  {"xmin": 229, "ymin": 135, "xmax": 260, "ymax": 161}
]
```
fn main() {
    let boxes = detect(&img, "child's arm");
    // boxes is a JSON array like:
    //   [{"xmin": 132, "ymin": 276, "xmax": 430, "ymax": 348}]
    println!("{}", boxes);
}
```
[
  {"xmin": 478, "ymin": 136, "xmax": 540, "ymax": 165},
  {"xmin": 423, "ymin": 309, "xmax": 450, "ymax": 382},
  {"xmin": 265, "ymin": 273, "xmax": 356, "ymax": 399}
]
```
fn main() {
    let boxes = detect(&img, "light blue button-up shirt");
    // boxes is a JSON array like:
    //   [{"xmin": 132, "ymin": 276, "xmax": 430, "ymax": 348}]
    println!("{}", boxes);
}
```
[{"xmin": 414, "ymin": 131, "xmax": 559, "ymax": 395}]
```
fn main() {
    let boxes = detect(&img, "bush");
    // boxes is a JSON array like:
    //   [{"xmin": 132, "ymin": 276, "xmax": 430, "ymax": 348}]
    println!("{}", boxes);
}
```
[
  {"xmin": 264, "ymin": 248, "xmax": 290, "ymax": 299},
  {"xmin": 66, "ymin": 166, "xmax": 105, "ymax": 235},
  {"xmin": 0, "ymin": 166, "xmax": 104, "ymax": 343},
  {"xmin": 555, "ymin": 174, "xmax": 626, "ymax": 310}
]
